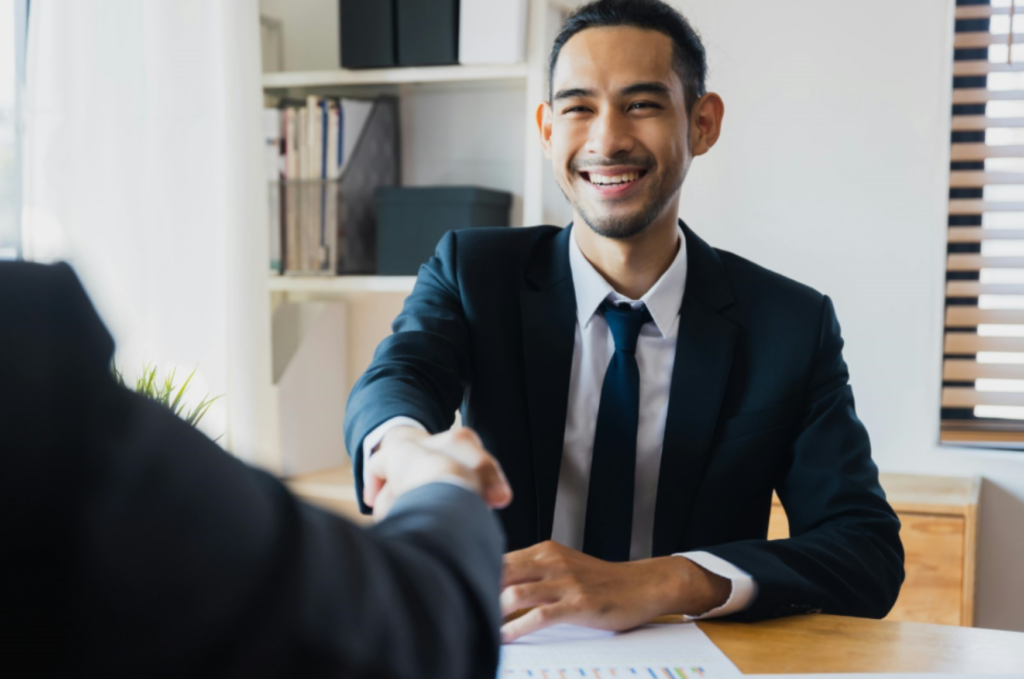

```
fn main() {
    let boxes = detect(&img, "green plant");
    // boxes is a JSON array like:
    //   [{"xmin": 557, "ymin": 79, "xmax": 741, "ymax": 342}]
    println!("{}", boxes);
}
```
[{"xmin": 112, "ymin": 361, "xmax": 222, "ymax": 430}]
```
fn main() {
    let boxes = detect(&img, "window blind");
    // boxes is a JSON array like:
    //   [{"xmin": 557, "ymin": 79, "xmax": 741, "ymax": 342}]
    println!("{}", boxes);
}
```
[{"xmin": 944, "ymin": 0, "xmax": 1024, "ymax": 446}]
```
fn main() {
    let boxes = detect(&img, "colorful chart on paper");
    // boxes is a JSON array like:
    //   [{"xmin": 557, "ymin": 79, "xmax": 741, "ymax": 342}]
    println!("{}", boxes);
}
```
[
  {"xmin": 499, "ymin": 624, "xmax": 740, "ymax": 679},
  {"xmin": 502, "ymin": 666, "xmax": 710, "ymax": 677}
]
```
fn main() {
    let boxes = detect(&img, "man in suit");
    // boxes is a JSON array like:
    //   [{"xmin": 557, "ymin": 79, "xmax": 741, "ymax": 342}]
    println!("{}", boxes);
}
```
[
  {"xmin": 345, "ymin": 0, "xmax": 904, "ymax": 642},
  {"xmin": 0, "ymin": 261, "xmax": 512, "ymax": 678}
]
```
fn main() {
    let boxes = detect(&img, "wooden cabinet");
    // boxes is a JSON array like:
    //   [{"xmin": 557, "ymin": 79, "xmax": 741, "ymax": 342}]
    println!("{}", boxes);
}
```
[
  {"xmin": 768, "ymin": 473, "xmax": 980, "ymax": 626},
  {"xmin": 290, "ymin": 468, "xmax": 980, "ymax": 626}
]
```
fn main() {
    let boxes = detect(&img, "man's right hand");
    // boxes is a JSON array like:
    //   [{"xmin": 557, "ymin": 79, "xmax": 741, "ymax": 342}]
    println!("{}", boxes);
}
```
[{"xmin": 365, "ymin": 428, "xmax": 513, "ymax": 519}]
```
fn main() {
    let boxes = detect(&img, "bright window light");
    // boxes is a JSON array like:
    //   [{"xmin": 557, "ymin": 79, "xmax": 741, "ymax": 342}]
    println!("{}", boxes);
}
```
[
  {"xmin": 988, "ymin": 44, "xmax": 1024, "ymax": 64},
  {"xmin": 979, "ymin": 324, "xmax": 1024, "ymax": 337},
  {"xmin": 987, "ymin": 101, "xmax": 1024, "ymax": 118},
  {"xmin": 974, "ymin": 405, "xmax": 1024, "ymax": 420},
  {"xmin": 979, "ymin": 295, "xmax": 1024, "ymax": 309},
  {"xmin": 986, "ymin": 72, "xmax": 1024, "ymax": 91},
  {"xmin": 984, "ymin": 185, "xmax": 1024, "ymax": 201},
  {"xmin": 989, "ymin": 16, "xmax": 1024, "ymax": 34},
  {"xmin": 985, "ymin": 128, "xmax": 1024, "ymax": 146},
  {"xmin": 983, "ymin": 213, "xmax": 1024, "ymax": 228},
  {"xmin": 985, "ymin": 158, "xmax": 1024, "ymax": 173},
  {"xmin": 0, "ymin": 0, "xmax": 17, "ymax": 257},
  {"xmin": 981, "ymin": 241, "xmax": 1024, "ymax": 256},
  {"xmin": 975, "ymin": 378, "xmax": 1024, "ymax": 392},
  {"xmin": 977, "ymin": 351, "xmax": 1024, "ymax": 364},
  {"xmin": 980, "ymin": 269, "xmax": 1024, "ymax": 283}
]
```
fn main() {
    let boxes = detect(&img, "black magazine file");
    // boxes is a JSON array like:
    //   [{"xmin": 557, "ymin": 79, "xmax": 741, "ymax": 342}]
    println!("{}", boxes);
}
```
[{"xmin": 335, "ymin": 96, "xmax": 400, "ymax": 274}]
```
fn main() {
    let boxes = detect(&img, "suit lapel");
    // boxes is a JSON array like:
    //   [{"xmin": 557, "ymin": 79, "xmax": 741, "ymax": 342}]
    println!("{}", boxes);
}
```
[
  {"xmin": 520, "ymin": 225, "xmax": 576, "ymax": 543},
  {"xmin": 652, "ymin": 223, "xmax": 738, "ymax": 557}
]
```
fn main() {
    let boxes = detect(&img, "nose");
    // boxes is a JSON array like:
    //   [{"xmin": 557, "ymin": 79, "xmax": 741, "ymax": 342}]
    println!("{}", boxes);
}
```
[{"xmin": 584, "ymin": 108, "xmax": 635, "ymax": 159}]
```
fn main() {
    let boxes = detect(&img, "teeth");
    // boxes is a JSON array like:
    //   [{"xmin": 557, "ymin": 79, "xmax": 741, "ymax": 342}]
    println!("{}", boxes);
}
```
[{"xmin": 589, "ymin": 171, "xmax": 640, "ymax": 185}]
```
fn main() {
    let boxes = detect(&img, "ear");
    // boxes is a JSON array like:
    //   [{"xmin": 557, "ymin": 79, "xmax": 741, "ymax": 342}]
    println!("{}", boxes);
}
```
[
  {"xmin": 536, "ymin": 101, "xmax": 553, "ymax": 159},
  {"xmin": 689, "ymin": 92, "xmax": 725, "ymax": 157}
]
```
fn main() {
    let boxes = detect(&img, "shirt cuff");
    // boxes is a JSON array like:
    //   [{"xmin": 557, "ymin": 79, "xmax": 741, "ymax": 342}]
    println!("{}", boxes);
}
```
[
  {"xmin": 673, "ymin": 551, "xmax": 758, "ymax": 619},
  {"xmin": 361, "ymin": 416, "xmax": 427, "ymax": 486}
]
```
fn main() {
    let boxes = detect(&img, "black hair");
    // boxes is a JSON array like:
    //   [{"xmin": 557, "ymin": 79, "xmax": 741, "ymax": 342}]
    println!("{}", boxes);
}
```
[{"xmin": 548, "ymin": 0, "xmax": 707, "ymax": 110}]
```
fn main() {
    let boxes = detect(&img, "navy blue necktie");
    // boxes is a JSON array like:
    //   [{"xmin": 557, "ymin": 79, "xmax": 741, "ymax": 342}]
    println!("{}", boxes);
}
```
[{"xmin": 582, "ymin": 300, "xmax": 653, "ymax": 562}]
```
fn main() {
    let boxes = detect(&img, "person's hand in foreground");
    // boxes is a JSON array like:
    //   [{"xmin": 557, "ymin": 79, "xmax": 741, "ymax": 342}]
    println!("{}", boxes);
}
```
[
  {"xmin": 500, "ymin": 541, "xmax": 731, "ymax": 642},
  {"xmin": 365, "ymin": 427, "xmax": 513, "ymax": 519}
]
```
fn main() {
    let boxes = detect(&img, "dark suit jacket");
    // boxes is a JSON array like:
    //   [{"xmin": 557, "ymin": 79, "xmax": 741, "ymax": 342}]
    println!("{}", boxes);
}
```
[
  {"xmin": 0, "ymin": 262, "xmax": 504, "ymax": 678},
  {"xmin": 345, "ymin": 222, "xmax": 905, "ymax": 622}
]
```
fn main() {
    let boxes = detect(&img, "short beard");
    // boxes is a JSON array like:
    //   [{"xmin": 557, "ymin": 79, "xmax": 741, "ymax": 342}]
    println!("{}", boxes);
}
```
[
  {"xmin": 564, "ymin": 156, "xmax": 680, "ymax": 240},
  {"xmin": 576, "ymin": 194, "xmax": 666, "ymax": 240}
]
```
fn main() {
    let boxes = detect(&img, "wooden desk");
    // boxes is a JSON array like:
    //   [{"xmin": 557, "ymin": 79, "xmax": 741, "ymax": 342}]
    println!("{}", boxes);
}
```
[
  {"xmin": 287, "ymin": 469, "xmax": 1019, "ymax": 671},
  {"xmin": 290, "ymin": 467, "xmax": 985, "ymax": 627},
  {"xmin": 697, "ymin": 614, "xmax": 1024, "ymax": 674},
  {"xmin": 769, "ymin": 473, "xmax": 980, "ymax": 626}
]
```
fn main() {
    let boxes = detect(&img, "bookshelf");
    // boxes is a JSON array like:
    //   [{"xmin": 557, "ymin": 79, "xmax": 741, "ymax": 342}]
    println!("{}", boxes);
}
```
[{"xmin": 257, "ymin": 0, "xmax": 574, "ymax": 476}]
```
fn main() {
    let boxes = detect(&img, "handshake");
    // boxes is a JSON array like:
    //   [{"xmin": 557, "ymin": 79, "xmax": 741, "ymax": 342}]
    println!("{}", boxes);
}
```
[{"xmin": 364, "ymin": 426, "xmax": 513, "ymax": 518}]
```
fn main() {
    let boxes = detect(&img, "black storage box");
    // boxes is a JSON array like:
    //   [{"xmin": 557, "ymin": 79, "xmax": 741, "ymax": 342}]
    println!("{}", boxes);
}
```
[
  {"xmin": 340, "ymin": 0, "xmax": 396, "ymax": 69},
  {"xmin": 376, "ymin": 186, "xmax": 511, "ymax": 275},
  {"xmin": 396, "ymin": 0, "xmax": 459, "ymax": 66}
]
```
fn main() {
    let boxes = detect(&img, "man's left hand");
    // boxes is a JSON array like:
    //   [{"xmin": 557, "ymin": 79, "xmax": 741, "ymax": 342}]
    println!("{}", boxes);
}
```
[{"xmin": 500, "ymin": 541, "xmax": 731, "ymax": 642}]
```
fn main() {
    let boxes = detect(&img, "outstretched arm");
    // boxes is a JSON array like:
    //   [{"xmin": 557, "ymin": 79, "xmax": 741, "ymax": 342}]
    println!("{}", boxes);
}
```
[
  {"xmin": 0, "ymin": 262, "xmax": 506, "ymax": 678},
  {"xmin": 344, "ymin": 230, "xmax": 473, "ymax": 512}
]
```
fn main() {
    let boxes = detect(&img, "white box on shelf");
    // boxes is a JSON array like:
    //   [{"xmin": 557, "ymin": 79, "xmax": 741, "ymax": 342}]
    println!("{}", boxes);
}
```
[{"xmin": 458, "ymin": 0, "xmax": 528, "ymax": 65}]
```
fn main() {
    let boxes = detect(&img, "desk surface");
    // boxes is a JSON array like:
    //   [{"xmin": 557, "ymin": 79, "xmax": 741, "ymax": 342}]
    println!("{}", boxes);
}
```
[{"xmin": 697, "ymin": 614, "xmax": 1024, "ymax": 674}]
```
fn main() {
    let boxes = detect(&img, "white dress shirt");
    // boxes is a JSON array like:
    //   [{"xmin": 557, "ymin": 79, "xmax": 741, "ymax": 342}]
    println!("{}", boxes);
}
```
[{"xmin": 363, "ymin": 225, "xmax": 757, "ymax": 619}]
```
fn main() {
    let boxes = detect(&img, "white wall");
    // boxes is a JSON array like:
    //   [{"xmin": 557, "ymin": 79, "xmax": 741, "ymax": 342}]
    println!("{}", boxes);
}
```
[
  {"xmin": 399, "ymin": 82, "xmax": 527, "ymax": 226},
  {"xmin": 258, "ymin": 0, "xmax": 339, "ymax": 71},
  {"xmin": 676, "ymin": 0, "xmax": 1024, "ymax": 631}
]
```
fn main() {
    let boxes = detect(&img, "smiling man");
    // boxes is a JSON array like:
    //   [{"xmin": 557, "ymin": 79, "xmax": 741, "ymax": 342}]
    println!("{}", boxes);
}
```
[{"xmin": 345, "ymin": 0, "xmax": 904, "ymax": 641}]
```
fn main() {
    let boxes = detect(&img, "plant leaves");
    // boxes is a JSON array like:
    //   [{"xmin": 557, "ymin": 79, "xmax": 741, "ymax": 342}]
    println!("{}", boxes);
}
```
[{"xmin": 111, "ymin": 362, "xmax": 224, "ymax": 436}]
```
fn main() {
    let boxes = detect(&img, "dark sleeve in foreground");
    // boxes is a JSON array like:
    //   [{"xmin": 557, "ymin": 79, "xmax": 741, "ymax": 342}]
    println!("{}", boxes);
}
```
[
  {"xmin": 0, "ymin": 262, "xmax": 503, "ymax": 679},
  {"xmin": 702, "ymin": 296, "xmax": 905, "ymax": 621},
  {"xmin": 344, "ymin": 230, "xmax": 471, "ymax": 512}
]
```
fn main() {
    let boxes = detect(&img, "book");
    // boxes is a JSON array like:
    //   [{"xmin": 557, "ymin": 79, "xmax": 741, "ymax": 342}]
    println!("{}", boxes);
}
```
[
  {"xmin": 326, "ymin": 102, "xmax": 341, "ymax": 181},
  {"xmin": 267, "ymin": 96, "xmax": 397, "ymax": 275},
  {"xmin": 264, "ymin": 108, "xmax": 283, "ymax": 273}
]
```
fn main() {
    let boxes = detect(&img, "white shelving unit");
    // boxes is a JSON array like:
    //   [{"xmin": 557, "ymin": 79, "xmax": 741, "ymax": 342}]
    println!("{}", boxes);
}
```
[
  {"xmin": 259, "ymin": 0, "xmax": 574, "ymax": 476},
  {"xmin": 262, "ymin": 63, "xmax": 531, "ymax": 90},
  {"xmin": 269, "ymin": 275, "xmax": 416, "ymax": 295}
]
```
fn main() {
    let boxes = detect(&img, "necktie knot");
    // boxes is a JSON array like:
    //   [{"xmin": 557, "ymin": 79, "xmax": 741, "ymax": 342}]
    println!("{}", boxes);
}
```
[{"xmin": 600, "ymin": 300, "xmax": 652, "ymax": 355}]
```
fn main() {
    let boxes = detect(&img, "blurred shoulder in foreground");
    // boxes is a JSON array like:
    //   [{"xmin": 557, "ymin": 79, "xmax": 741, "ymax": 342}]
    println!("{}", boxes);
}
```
[{"xmin": 0, "ymin": 261, "xmax": 504, "ymax": 679}]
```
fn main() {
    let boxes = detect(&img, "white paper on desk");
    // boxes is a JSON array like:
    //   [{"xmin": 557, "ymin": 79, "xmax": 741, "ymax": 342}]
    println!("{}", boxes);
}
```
[
  {"xmin": 744, "ymin": 676, "xmax": 1024, "ymax": 679},
  {"xmin": 500, "ymin": 623, "xmax": 741, "ymax": 677}
]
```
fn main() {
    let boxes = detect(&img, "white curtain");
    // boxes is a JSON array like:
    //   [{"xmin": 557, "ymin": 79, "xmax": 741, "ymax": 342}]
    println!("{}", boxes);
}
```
[{"xmin": 21, "ymin": 0, "xmax": 275, "ymax": 464}]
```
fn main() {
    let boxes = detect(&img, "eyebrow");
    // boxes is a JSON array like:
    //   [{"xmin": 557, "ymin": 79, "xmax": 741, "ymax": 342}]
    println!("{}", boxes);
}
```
[
  {"xmin": 552, "ymin": 82, "xmax": 672, "ymax": 102},
  {"xmin": 552, "ymin": 87, "xmax": 595, "ymax": 101},
  {"xmin": 620, "ymin": 81, "xmax": 671, "ymax": 97}
]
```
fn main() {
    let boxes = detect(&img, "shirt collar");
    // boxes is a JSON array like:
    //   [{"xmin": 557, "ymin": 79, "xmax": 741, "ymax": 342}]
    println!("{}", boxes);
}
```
[{"xmin": 568, "ymin": 222, "xmax": 688, "ymax": 339}]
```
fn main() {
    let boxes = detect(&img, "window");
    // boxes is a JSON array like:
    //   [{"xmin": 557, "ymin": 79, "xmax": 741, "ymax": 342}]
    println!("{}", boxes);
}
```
[
  {"xmin": 0, "ymin": 0, "xmax": 27, "ymax": 260},
  {"xmin": 944, "ymin": 0, "xmax": 1024, "ymax": 446}
]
